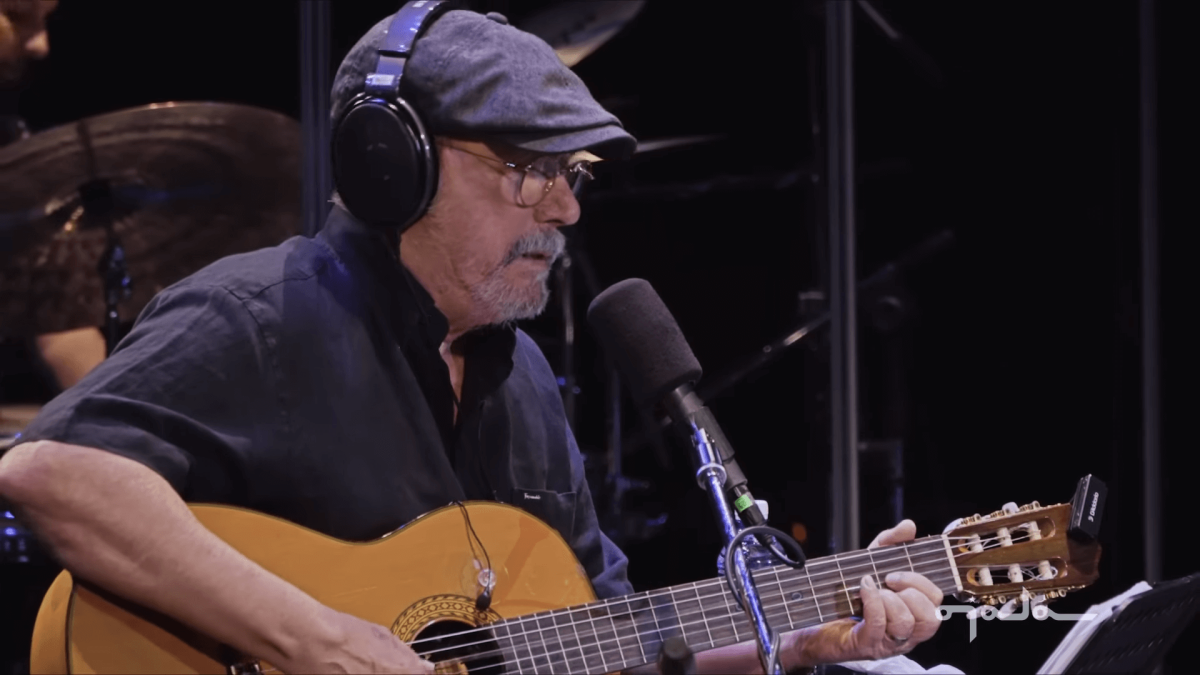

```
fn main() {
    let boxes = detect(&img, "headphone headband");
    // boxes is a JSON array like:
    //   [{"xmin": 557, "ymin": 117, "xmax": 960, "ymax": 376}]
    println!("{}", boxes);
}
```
[
  {"xmin": 366, "ymin": 1, "xmax": 451, "ymax": 98},
  {"xmin": 331, "ymin": 1, "xmax": 453, "ymax": 232}
]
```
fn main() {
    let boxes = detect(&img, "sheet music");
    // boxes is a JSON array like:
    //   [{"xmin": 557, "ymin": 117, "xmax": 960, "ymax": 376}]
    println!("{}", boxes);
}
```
[{"xmin": 1038, "ymin": 581, "xmax": 1153, "ymax": 674}]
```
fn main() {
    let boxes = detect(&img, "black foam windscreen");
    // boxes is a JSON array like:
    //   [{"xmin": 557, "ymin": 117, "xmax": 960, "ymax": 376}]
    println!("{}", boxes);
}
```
[{"xmin": 587, "ymin": 279, "xmax": 703, "ymax": 409}]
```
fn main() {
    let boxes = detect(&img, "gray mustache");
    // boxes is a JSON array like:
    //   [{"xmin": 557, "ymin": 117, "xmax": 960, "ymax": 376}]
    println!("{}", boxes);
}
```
[{"xmin": 502, "ymin": 229, "xmax": 566, "ymax": 266}]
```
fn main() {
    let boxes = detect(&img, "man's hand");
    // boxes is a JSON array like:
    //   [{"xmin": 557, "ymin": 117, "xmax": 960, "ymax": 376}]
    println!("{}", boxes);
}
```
[
  {"xmin": 785, "ymin": 520, "xmax": 944, "ymax": 668},
  {"xmin": 286, "ymin": 610, "xmax": 435, "ymax": 674}
]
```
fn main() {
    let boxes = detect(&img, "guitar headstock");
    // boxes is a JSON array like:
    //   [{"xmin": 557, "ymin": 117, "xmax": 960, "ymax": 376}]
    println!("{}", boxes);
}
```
[{"xmin": 945, "ymin": 500, "xmax": 1101, "ymax": 606}]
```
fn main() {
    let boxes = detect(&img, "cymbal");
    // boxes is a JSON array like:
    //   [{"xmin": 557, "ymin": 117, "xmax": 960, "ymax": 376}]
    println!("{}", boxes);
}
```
[
  {"xmin": 0, "ymin": 101, "xmax": 301, "ymax": 336},
  {"xmin": 635, "ymin": 135, "xmax": 724, "ymax": 155},
  {"xmin": 519, "ymin": 1, "xmax": 645, "ymax": 67}
]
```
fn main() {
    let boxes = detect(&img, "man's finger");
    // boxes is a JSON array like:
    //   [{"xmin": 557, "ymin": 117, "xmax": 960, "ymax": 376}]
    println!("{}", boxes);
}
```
[
  {"xmin": 854, "ymin": 575, "xmax": 887, "ymax": 649},
  {"xmin": 897, "ymin": 587, "xmax": 941, "ymax": 642},
  {"xmin": 869, "ymin": 519, "xmax": 916, "ymax": 548},
  {"xmin": 885, "ymin": 571, "xmax": 944, "ymax": 607},
  {"xmin": 879, "ymin": 589, "xmax": 915, "ymax": 646}
]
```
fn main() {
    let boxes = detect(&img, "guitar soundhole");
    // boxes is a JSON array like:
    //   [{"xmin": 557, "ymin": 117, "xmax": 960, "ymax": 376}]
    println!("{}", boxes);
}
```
[{"xmin": 413, "ymin": 620, "xmax": 504, "ymax": 674}]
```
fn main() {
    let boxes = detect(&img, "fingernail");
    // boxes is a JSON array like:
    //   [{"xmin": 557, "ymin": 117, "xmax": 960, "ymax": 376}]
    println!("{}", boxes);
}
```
[
  {"xmin": 862, "ymin": 575, "xmax": 875, "ymax": 589},
  {"xmin": 886, "ymin": 572, "xmax": 901, "ymax": 585}
]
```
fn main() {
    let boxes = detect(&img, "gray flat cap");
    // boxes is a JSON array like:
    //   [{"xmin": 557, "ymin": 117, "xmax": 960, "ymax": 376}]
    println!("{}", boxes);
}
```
[{"xmin": 331, "ymin": 10, "xmax": 637, "ymax": 160}]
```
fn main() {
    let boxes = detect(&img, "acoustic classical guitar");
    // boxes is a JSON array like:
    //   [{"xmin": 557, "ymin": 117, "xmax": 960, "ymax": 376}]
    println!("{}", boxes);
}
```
[{"xmin": 30, "ymin": 499, "xmax": 1101, "ymax": 674}]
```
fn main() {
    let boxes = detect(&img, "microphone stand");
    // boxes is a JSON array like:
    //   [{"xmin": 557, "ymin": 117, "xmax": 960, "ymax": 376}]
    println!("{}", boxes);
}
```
[
  {"xmin": 698, "ymin": 229, "xmax": 953, "ymax": 403},
  {"xmin": 685, "ymin": 423, "xmax": 785, "ymax": 674}
]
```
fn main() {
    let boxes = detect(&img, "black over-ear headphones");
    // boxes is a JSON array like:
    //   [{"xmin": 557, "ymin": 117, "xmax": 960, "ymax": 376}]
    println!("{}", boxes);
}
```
[{"xmin": 331, "ymin": 0, "xmax": 453, "ymax": 232}]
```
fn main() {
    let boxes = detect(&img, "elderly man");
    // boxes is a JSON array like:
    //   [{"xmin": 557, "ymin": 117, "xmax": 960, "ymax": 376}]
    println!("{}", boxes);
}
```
[{"xmin": 0, "ymin": 6, "xmax": 941, "ymax": 673}]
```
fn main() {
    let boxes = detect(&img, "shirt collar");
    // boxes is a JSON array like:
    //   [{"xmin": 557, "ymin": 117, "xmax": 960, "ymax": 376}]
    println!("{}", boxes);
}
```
[
  {"xmin": 318, "ymin": 205, "xmax": 448, "ymax": 351},
  {"xmin": 316, "ymin": 205, "xmax": 518, "ymax": 383}
]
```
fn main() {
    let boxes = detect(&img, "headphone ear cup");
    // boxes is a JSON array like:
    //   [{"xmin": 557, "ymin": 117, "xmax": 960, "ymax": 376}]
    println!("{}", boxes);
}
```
[{"xmin": 332, "ymin": 97, "xmax": 438, "ymax": 231}]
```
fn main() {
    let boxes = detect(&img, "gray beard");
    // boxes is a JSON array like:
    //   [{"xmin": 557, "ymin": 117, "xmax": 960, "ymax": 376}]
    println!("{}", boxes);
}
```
[
  {"xmin": 473, "ymin": 266, "xmax": 554, "ymax": 324},
  {"xmin": 472, "ymin": 229, "xmax": 566, "ymax": 324}
]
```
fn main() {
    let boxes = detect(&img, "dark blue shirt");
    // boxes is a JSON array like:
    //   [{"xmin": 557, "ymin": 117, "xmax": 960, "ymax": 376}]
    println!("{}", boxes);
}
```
[{"xmin": 20, "ymin": 206, "xmax": 633, "ymax": 599}]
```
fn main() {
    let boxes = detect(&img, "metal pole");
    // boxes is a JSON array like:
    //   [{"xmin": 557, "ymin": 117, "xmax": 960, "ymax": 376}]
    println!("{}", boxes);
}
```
[
  {"xmin": 606, "ymin": 364, "xmax": 623, "ymax": 524},
  {"xmin": 1138, "ymin": 0, "xmax": 1161, "ymax": 585},
  {"xmin": 559, "ymin": 252, "xmax": 577, "ymax": 430},
  {"xmin": 299, "ymin": 0, "xmax": 333, "ymax": 237},
  {"xmin": 826, "ymin": 0, "xmax": 860, "ymax": 553}
]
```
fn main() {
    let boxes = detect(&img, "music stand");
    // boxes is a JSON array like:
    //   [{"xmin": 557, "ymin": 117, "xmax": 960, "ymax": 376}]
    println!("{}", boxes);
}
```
[{"xmin": 1040, "ymin": 573, "xmax": 1200, "ymax": 674}]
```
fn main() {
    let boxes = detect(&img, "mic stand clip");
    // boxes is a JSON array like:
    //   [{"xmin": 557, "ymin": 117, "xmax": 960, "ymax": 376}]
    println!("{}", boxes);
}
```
[{"xmin": 688, "ymin": 423, "xmax": 791, "ymax": 675}]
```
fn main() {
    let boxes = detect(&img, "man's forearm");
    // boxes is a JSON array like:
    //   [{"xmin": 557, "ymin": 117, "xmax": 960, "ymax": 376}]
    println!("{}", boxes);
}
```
[{"xmin": 0, "ymin": 440, "xmax": 337, "ymax": 671}]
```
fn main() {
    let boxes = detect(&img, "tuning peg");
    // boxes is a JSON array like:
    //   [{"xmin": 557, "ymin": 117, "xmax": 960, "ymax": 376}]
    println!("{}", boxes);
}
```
[
  {"xmin": 1019, "ymin": 501, "xmax": 1043, "ymax": 512},
  {"xmin": 997, "ymin": 596, "xmax": 1020, "ymax": 619}
]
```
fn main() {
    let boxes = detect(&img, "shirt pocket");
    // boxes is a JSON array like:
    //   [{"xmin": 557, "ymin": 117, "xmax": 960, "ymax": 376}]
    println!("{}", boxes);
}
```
[{"xmin": 511, "ymin": 487, "xmax": 577, "ymax": 542}]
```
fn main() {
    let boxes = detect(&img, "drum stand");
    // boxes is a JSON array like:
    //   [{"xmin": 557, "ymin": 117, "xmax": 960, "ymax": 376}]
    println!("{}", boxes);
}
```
[{"xmin": 77, "ymin": 178, "xmax": 132, "ymax": 356}]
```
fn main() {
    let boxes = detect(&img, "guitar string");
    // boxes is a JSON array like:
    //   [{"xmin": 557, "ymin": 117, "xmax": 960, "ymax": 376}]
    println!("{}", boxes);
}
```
[
  {"xmin": 417, "ymin": 531, "xmax": 1058, "ymax": 669},
  {"xmin": 249, "ymin": 547, "xmax": 956, "ymax": 674},
  {"xmin": 412, "ymin": 535, "xmax": 1033, "ymax": 665},
  {"xmin": 252, "ymin": 529, "xmax": 1043, "ymax": 674},
  {"xmin": 444, "ymin": 568, "xmax": 961, "ymax": 672},
  {"xmin": 441, "ymin": 567, "xmax": 964, "ymax": 674},
  {"xmin": 436, "ymin": 568, "xmax": 961, "ymax": 668},
  {"xmin": 253, "ymin": 528, "xmax": 1041, "ymax": 667},
  {"xmin": 405, "ymin": 529, "xmax": 1028, "ymax": 653},
  {"xmin": 403, "ymin": 530, "xmax": 1011, "ymax": 652},
  {"xmin": 408, "ymin": 537, "xmax": 954, "ymax": 654}
]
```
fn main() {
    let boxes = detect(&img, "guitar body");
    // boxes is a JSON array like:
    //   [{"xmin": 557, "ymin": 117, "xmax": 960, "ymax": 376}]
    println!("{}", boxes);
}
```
[{"xmin": 30, "ymin": 502, "xmax": 596, "ymax": 674}]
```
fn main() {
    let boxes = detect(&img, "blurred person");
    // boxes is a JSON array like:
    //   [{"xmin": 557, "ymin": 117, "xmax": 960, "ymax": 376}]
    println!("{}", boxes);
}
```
[{"xmin": 2, "ymin": 0, "xmax": 106, "ymax": 392}]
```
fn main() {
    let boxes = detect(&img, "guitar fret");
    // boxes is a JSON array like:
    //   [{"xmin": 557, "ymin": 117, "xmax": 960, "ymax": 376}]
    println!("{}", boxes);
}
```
[
  {"xmin": 650, "ymin": 587, "xmax": 683, "ymax": 645},
  {"xmin": 585, "ymin": 604, "xmax": 612, "ymax": 674},
  {"xmin": 772, "ymin": 567, "xmax": 797, "ymax": 630},
  {"xmin": 868, "ymin": 549, "xmax": 882, "ymax": 586},
  {"xmin": 639, "ymin": 592, "xmax": 665, "ymax": 663},
  {"xmin": 606, "ymin": 596, "xmax": 642, "ymax": 670},
  {"xmin": 488, "ymin": 620, "xmax": 523, "ymax": 675},
  {"xmin": 503, "ymin": 615, "xmax": 538, "ymax": 673},
  {"xmin": 546, "ymin": 610, "xmax": 574, "ymax": 673},
  {"xmin": 674, "ymin": 583, "xmax": 720, "ymax": 650},
  {"xmin": 902, "ymin": 541, "xmax": 917, "ymax": 573},
  {"xmin": 707, "ymin": 578, "xmax": 744, "ymax": 646},
  {"xmin": 530, "ymin": 612, "xmax": 555, "ymax": 673},
  {"xmin": 624, "ymin": 597, "xmax": 650, "ymax": 665},
  {"xmin": 803, "ymin": 565, "xmax": 824, "ymax": 623},
  {"xmin": 552, "ymin": 607, "xmax": 586, "ymax": 672},
  {"xmin": 832, "ymin": 555, "xmax": 857, "ymax": 614},
  {"xmin": 810, "ymin": 557, "xmax": 850, "ymax": 621}
]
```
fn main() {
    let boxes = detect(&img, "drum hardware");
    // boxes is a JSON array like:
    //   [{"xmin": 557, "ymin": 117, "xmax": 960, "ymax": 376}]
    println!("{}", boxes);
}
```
[
  {"xmin": 517, "ymin": 0, "xmax": 646, "ymax": 68},
  {"xmin": 613, "ymin": 230, "xmax": 956, "ymax": 460}
]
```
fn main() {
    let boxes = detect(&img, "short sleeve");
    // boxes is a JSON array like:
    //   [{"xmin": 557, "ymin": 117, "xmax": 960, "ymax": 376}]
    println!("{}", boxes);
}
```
[{"xmin": 17, "ymin": 283, "xmax": 281, "ymax": 502}]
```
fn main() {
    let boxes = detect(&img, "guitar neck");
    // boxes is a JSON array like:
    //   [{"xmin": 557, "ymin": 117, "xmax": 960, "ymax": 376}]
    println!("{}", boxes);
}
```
[{"xmin": 487, "ymin": 535, "xmax": 962, "ymax": 673}]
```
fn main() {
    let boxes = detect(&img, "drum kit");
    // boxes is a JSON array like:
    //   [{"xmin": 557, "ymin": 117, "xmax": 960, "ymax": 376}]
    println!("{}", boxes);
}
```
[{"xmin": 0, "ymin": 101, "xmax": 304, "ymax": 567}]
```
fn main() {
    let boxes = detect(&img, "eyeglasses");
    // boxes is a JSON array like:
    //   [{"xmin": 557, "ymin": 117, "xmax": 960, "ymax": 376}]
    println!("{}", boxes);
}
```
[{"xmin": 445, "ymin": 144, "xmax": 594, "ymax": 207}]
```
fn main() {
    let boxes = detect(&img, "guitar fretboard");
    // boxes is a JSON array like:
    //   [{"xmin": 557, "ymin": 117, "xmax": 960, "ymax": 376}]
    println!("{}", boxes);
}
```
[{"xmin": 480, "ymin": 535, "xmax": 960, "ymax": 674}]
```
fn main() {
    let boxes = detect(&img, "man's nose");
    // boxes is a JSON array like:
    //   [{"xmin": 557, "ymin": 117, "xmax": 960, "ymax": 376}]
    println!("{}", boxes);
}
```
[
  {"xmin": 24, "ymin": 30, "xmax": 49, "ymax": 59},
  {"xmin": 535, "ymin": 176, "xmax": 582, "ymax": 227}
]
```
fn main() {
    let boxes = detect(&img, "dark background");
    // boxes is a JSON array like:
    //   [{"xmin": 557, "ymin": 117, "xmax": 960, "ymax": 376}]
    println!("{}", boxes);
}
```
[{"xmin": 2, "ymin": 0, "xmax": 1195, "ymax": 673}]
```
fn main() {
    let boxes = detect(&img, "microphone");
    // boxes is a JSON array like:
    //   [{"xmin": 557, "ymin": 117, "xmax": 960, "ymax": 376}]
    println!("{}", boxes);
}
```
[{"xmin": 587, "ymin": 278, "xmax": 766, "ymax": 527}]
